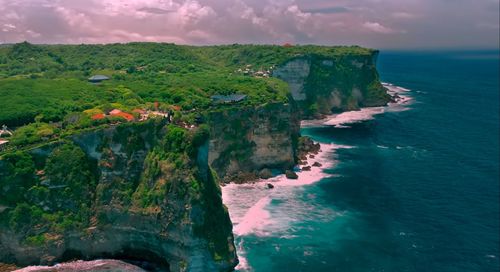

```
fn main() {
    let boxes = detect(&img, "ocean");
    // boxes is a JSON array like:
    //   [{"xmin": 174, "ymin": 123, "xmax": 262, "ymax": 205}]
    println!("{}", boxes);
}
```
[{"xmin": 222, "ymin": 51, "xmax": 500, "ymax": 272}]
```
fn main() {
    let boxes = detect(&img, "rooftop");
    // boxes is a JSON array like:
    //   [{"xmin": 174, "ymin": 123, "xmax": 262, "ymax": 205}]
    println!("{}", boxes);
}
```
[
  {"xmin": 211, "ymin": 94, "xmax": 247, "ymax": 103},
  {"xmin": 109, "ymin": 110, "xmax": 134, "ymax": 121},
  {"xmin": 91, "ymin": 113, "xmax": 105, "ymax": 120},
  {"xmin": 88, "ymin": 75, "xmax": 110, "ymax": 81}
]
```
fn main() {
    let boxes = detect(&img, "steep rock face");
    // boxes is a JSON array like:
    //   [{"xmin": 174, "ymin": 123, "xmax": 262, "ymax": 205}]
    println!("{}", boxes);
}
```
[
  {"xmin": 208, "ymin": 102, "xmax": 300, "ymax": 183},
  {"xmin": 273, "ymin": 51, "xmax": 391, "ymax": 117},
  {"xmin": 271, "ymin": 59, "xmax": 311, "ymax": 101},
  {"xmin": 0, "ymin": 120, "xmax": 237, "ymax": 272}
]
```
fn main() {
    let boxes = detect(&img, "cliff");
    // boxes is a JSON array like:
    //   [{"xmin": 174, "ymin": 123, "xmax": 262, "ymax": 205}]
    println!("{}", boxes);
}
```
[
  {"xmin": 207, "ymin": 102, "xmax": 300, "ymax": 183},
  {"xmin": 273, "ymin": 51, "xmax": 391, "ymax": 117},
  {"xmin": 0, "ymin": 44, "xmax": 391, "ymax": 271},
  {"xmin": 0, "ymin": 120, "xmax": 237, "ymax": 272},
  {"xmin": 206, "ymin": 50, "xmax": 390, "ymax": 180}
]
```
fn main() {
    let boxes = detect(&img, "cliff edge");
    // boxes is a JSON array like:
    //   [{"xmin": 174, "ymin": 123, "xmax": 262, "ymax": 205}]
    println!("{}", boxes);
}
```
[
  {"xmin": 273, "ymin": 50, "xmax": 391, "ymax": 117},
  {"xmin": 0, "ymin": 120, "xmax": 237, "ymax": 272}
]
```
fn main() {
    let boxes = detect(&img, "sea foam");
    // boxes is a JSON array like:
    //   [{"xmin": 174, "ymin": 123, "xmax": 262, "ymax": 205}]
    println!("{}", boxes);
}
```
[
  {"xmin": 302, "ymin": 83, "xmax": 413, "ymax": 128},
  {"xmin": 222, "ymin": 83, "xmax": 413, "ymax": 271}
]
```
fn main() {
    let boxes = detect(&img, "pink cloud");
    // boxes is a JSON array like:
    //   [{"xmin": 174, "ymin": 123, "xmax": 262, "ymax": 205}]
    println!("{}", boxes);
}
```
[{"xmin": 0, "ymin": 0, "xmax": 497, "ymax": 48}]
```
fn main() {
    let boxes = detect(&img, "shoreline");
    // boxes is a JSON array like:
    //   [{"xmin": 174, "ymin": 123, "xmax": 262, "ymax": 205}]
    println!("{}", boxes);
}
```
[
  {"xmin": 221, "ymin": 82, "xmax": 413, "ymax": 271},
  {"xmin": 301, "ymin": 83, "xmax": 412, "ymax": 128}
]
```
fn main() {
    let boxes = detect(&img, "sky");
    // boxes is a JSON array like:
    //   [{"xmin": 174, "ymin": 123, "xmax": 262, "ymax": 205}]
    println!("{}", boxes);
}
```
[{"xmin": 0, "ymin": 0, "xmax": 498, "ymax": 49}]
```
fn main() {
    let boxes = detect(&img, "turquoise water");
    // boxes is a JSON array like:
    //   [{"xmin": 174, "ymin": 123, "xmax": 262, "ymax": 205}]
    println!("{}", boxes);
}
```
[{"xmin": 224, "ymin": 51, "xmax": 499, "ymax": 272}]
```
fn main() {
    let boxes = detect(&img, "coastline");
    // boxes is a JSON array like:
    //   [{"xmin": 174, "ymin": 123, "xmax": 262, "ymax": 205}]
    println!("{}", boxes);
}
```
[
  {"xmin": 221, "ymin": 142, "xmax": 339, "ymax": 271},
  {"xmin": 301, "ymin": 83, "xmax": 412, "ymax": 129},
  {"xmin": 221, "ymin": 83, "xmax": 413, "ymax": 271}
]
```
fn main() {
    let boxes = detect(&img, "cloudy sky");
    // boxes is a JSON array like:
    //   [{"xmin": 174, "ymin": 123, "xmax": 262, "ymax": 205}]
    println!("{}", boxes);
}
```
[{"xmin": 0, "ymin": 0, "xmax": 498, "ymax": 49}]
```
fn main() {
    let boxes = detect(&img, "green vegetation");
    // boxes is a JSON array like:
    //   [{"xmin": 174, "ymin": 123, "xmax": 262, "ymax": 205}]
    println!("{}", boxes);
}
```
[
  {"xmin": 300, "ymin": 54, "xmax": 388, "ymax": 115},
  {"xmin": 132, "ymin": 124, "xmax": 210, "ymax": 208},
  {"xmin": 0, "ymin": 42, "xmax": 376, "ymax": 144},
  {"xmin": 0, "ymin": 42, "xmax": 317, "ymax": 128},
  {"xmin": 0, "ymin": 143, "xmax": 95, "ymax": 239},
  {"xmin": 0, "ymin": 41, "xmax": 385, "ymax": 160}
]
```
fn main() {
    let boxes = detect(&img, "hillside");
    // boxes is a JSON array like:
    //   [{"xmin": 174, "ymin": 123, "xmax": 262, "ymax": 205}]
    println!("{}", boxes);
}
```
[
  {"xmin": 0, "ymin": 42, "xmax": 375, "ymax": 127},
  {"xmin": 0, "ymin": 42, "xmax": 390, "ymax": 271}
]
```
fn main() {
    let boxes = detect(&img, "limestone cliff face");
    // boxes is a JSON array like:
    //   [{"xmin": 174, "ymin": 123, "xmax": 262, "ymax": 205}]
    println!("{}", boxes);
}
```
[
  {"xmin": 273, "ymin": 51, "xmax": 391, "ymax": 117},
  {"xmin": 208, "ymin": 102, "xmax": 300, "ymax": 182},
  {"xmin": 206, "ymin": 52, "xmax": 390, "ymax": 180},
  {"xmin": 0, "ymin": 120, "xmax": 237, "ymax": 272}
]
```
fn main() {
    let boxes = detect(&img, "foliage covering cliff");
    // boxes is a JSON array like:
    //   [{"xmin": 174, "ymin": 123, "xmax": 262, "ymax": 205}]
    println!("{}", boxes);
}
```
[
  {"xmin": 207, "ymin": 102, "xmax": 300, "ymax": 182},
  {"xmin": 0, "ymin": 120, "xmax": 237, "ymax": 271},
  {"xmin": 273, "ymin": 51, "xmax": 390, "ymax": 117}
]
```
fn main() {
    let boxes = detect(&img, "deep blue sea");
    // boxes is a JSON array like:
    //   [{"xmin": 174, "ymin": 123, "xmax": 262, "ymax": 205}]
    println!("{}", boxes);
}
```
[{"xmin": 223, "ymin": 51, "xmax": 499, "ymax": 272}]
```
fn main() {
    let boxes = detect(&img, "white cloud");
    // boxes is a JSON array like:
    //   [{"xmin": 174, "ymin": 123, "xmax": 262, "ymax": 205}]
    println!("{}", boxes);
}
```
[
  {"xmin": 2, "ymin": 23, "xmax": 16, "ymax": 30},
  {"xmin": 363, "ymin": 21, "xmax": 400, "ymax": 34}
]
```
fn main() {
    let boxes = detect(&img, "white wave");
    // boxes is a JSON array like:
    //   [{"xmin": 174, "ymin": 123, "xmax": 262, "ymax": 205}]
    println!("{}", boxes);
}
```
[
  {"xmin": 222, "ymin": 142, "xmax": 344, "ymax": 271},
  {"xmin": 383, "ymin": 82, "xmax": 411, "ymax": 92},
  {"xmin": 222, "ymin": 143, "xmax": 337, "ymax": 229},
  {"xmin": 323, "ymin": 107, "xmax": 386, "ymax": 127},
  {"xmin": 311, "ymin": 83, "xmax": 414, "ymax": 128},
  {"xmin": 234, "ymin": 240, "xmax": 251, "ymax": 271},
  {"xmin": 232, "ymin": 196, "xmax": 273, "ymax": 237}
]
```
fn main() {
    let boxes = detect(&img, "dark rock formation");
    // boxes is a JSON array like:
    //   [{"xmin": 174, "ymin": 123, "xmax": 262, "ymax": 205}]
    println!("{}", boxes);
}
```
[
  {"xmin": 285, "ymin": 170, "xmax": 298, "ymax": 179},
  {"xmin": 259, "ymin": 168, "xmax": 273, "ymax": 179},
  {"xmin": 297, "ymin": 136, "xmax": 321, "ymax": 163},
  {"xmin": 312, "ymin": 162, "xmax": 323, "ymax": 167}
]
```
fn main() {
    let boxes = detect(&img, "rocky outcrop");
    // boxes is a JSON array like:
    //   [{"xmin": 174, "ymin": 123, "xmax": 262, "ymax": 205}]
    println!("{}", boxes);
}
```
[
  {"xmin": 272, "ymin": 59, "xmax": 311, "ymax": 101},
  {"xmin": 208, "ymin": 102, "xmax": 300, "ymax": 183},
  {"xmin": 0, "ymin": 120, "xmax": 237, "ymax": 272},
  {"xmin": 273, "ymin": 51, "xmax": 391, "ymax": 118},
  {"xmin": 13, "ymin": 259, "xmax": 146, "ymax": 272}
]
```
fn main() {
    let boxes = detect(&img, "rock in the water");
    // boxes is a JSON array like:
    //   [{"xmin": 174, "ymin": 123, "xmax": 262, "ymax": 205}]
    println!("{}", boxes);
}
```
[
  {"xmin": 0, "ymin": 263, "xmax": 18, "ymax": 271},
  {"xmin": 259, "ymin": 168, "xmax": 273, "ymax": 179},
  {"xmin": 312, "ymin": 161, "xmax": 322, "ymax": 167},
  {"xmin": 266, "ymin": 183, "xmax": 275, "ymax": 189},
  {"xmin": 309, "ymin": 154, "xmax": 315, "ymax": 159},
  {"xmin": 301, "ymin": 166, "xmax": 311, "ymax": 171},
  {"xmin": 297, "ymin": 136, "xmax": 321, "ymax": 158},
  {"xmin": 13, "ymin": 260, "xmax": 146, "ymax": 272},
  {"xmin": 285, "ymin": 170, "xmax": 298, "ymax": 179}
]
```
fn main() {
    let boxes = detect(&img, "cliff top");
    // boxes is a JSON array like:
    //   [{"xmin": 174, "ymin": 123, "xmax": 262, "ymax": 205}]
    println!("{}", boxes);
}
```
[{"xmin": 0, "ymin": 42, "xmax": 378, "ymax": 152}]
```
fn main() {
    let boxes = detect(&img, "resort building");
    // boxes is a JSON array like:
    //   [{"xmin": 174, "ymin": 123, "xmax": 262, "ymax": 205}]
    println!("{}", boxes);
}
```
[
  {"xmin": 109, "ymin": 109, "xmax": 134, "ymax": 121},
  {"xmin": 211, "ymin": 94, "xmax": 247, "ymax": 104},
  {"xmin": 88, "ymin": 75, "xmax": 110, "ymax": 83}
]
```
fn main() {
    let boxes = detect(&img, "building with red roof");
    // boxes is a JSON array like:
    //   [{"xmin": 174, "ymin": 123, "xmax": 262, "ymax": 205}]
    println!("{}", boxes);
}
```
[
  {"xmin": 91, "ymin": 113, "xmax": 106, "ymax": 120},
  {"xmin": 110, "ymin": 111, "xmax": 134, "ymax": 122}
]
